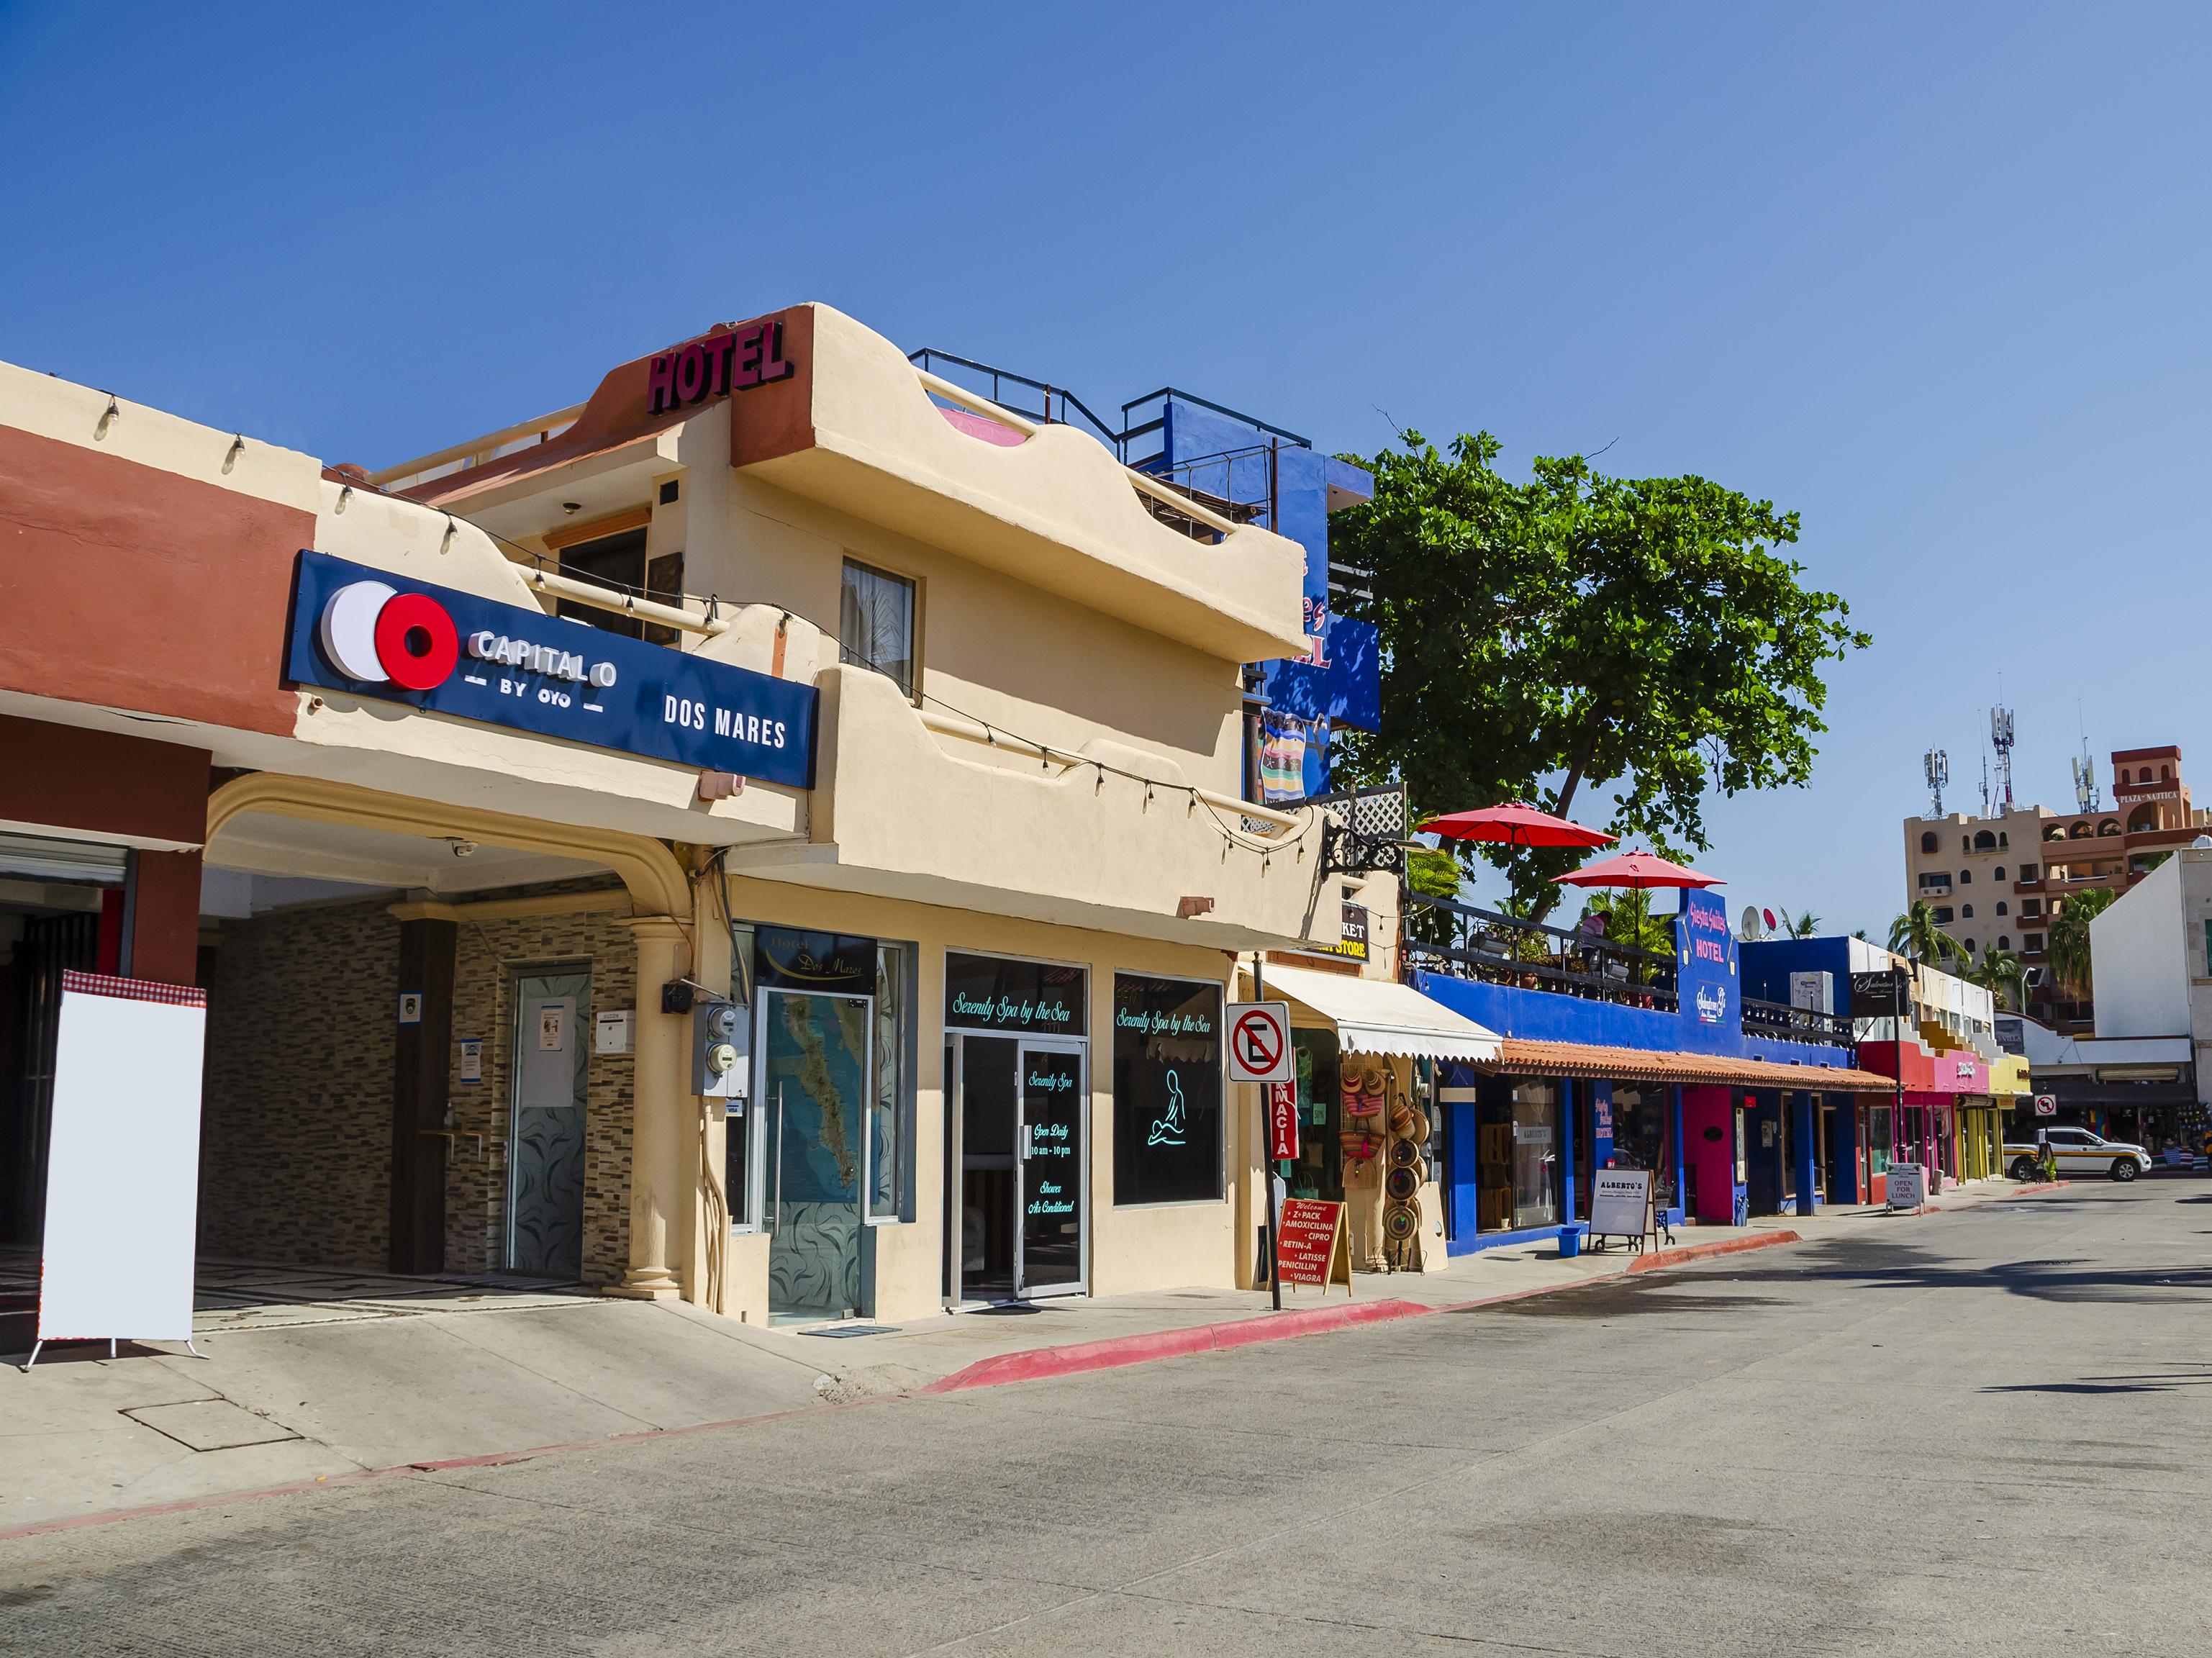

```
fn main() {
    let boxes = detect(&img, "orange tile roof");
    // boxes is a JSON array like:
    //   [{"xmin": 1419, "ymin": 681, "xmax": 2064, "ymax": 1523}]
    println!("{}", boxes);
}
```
[{"xmin": 1480, "ymin": 1038, "xmax": 1895, "ymax": 1093}]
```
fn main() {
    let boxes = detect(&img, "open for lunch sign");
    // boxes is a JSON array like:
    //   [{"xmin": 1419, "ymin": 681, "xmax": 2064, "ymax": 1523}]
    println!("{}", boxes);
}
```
[{"xmin": 1274, "ymin": 1198, "xmax": 1351, "ymax": 1296}]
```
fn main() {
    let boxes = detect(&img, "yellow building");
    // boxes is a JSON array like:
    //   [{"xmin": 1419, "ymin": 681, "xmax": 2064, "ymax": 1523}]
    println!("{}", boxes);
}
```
[{"xmin": 0, "ymin": 304, "xmax": 1474, "ymax": 1327}]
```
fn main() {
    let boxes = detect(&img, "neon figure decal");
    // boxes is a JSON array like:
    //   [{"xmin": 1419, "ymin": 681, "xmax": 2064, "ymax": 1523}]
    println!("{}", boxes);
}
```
[{"xmin": 1147, "ymin": 1070, "xmax": 1188, "ymax": 1148}]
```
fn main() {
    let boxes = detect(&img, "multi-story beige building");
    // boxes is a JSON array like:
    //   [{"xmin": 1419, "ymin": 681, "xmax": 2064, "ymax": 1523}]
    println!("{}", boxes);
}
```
[
  {"xmin": 0, "ymin": 304, "xmax": 1492, "ymax": 1333},
  {"xmin": 1903, "ymin": 745, "xmax": 2211, "ymax": 1030}
]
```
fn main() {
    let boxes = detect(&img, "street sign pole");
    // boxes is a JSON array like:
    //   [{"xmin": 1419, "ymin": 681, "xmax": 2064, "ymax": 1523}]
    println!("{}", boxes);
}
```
[
  {"xmin": 1253, "ymin": 953, "xmax": 1281, "ymax": 1311},
  {"xmin": 1894, "ymin": 964, "xmax": 1909, "ymax": 1195}
]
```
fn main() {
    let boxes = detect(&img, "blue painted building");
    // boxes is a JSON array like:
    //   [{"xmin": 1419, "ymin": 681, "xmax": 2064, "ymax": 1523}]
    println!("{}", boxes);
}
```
[
  {"xmin": 1408, "ymin": 889, "xmax": 1892, "ymax": 1252},
  {"xmin": 1128, "ymin": 392, "xmax": 1378, "ymax": 801}
]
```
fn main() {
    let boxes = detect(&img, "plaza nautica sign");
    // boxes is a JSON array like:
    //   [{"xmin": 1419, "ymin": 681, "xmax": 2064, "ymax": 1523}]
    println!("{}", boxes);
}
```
[{"xmin": 286, "ymin": 551, "xmax": 817, "ymax": 789}]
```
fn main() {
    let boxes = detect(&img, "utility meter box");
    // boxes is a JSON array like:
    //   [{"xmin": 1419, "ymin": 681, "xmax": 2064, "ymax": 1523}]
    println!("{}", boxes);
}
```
[{"xmin": 691, "ymin": 1000, "xmax": 748, "ymax": 1100}]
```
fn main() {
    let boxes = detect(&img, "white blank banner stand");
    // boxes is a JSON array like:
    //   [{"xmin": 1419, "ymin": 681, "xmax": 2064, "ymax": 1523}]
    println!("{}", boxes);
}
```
[{"xmin": 27, "ymin": 971, "xmax": 209, "ymax": 1369}]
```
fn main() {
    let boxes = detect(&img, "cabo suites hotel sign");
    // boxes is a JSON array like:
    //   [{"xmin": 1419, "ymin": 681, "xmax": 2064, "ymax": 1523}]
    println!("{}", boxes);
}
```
[{"xmin": 285, "ymin": 551, "xmax": 817, "ymax": 789}]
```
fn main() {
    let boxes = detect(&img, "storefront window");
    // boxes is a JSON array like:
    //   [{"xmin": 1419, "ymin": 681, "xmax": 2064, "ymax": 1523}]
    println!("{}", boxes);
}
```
[
  {"xmin": 1510, "ymin": 1082, "xmax": 1559, "ymax": 1228},
  {"xmin": 1609, "ymin": 1086, "xmax": 1672, "ymax": 1209},
  {"xmin": 871, "ymin": 943, "xmax": 916, "ymax": 1222},
  {"xmin": 1112, "ymin": 974, "xmax": 1222, "ymax": 1205},
  {"xmin": 944, "ymin": 953, "xmax": 1085, "ymax": 1038},
  {"xmin": 1869, "ymin": 1106, "xmax": 1893, "ymax": 1177}
]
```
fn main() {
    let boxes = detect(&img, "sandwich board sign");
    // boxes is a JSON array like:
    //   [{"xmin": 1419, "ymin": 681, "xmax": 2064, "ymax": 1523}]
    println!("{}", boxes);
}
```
[
  {"xmin": 1273, "ymin": 1198, "xmax": 1353, "ymax": 1296},
  {"xmin": 1227, "ymin": 1001, "xmax": 1292, "ymax": 1084},
  {"xmin": 32, "ymin": 973, "xmax": 209, "ymax": 1367},
  {"xmin": 1885, "ymin": 1161, "xmax": 1928, "ymax": 1210},
  {"xmin": 1587, "ymin": 1167, "xmax": 1654, "ymax": 1251}
]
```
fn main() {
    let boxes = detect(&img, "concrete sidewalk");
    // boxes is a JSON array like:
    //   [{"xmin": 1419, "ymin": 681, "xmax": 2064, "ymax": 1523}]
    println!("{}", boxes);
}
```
[{"xmin": 0, "ymin": 1174, "xmax": 2049, "ymax": 1535}]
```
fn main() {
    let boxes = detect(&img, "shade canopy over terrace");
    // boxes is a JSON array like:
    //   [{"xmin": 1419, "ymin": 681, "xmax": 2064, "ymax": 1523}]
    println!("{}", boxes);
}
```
[
  {"xmin": 1419, "ymin": 802, "xmax": 1618, "ymax": 849},
  {"xmin": 1554, "ymin": 851, "xmax": 1723, "ymax": 891}
]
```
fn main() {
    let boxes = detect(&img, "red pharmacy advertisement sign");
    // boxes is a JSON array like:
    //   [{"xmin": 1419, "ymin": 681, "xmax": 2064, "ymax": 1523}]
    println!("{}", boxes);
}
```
[
  {"xmin": 1268, "ymin": 1081, "xmax": 1301, "ymax": 1161},
  {"xmin": 1275, "ymin": 1197, "xmax": 1349, "ymax": 1292}
]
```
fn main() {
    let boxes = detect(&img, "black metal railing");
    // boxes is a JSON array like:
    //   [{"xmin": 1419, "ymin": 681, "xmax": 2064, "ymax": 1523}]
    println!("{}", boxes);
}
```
[
  {"xmin": 1740, "ymin": 996, "xmax": 1855, "ymax": 1048},
  {"xmin": 1405, "ymin": 893, "xmax": 1680, "ymax": 1011},
  {"xmin": 906, "ymin": 348, "xmax": 1122, "ymax": 452}
]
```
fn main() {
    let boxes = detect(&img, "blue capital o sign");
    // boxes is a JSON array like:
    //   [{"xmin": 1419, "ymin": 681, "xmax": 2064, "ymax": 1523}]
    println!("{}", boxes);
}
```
[{"xmin": 285, "ymin": 551, "xmax": 817, "ymax": 789}]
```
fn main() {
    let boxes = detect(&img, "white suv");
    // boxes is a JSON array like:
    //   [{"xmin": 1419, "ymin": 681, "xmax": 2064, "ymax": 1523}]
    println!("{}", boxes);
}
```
[{"xmin": 2013, "ymin": 1127, "xmax": 2153, "ymax": 1182}]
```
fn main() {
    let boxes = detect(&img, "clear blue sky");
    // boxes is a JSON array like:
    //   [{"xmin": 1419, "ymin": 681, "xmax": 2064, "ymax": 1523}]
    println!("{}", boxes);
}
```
[{"xmin": 5, "ymin": 3, "xmax": 2204, "ymax": 937}]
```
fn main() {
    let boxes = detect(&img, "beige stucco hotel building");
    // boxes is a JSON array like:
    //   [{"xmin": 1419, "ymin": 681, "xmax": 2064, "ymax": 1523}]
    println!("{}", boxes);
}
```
[{"xmin": 0, "ymin": 304, "xmax": 1433, "ymax": 1326}]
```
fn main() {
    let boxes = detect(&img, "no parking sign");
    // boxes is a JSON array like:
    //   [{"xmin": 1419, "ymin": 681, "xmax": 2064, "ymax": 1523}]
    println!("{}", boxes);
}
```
[{"xmin": 1226, "ymin": 1001, "xmax": 1293, "ymax": 1084}]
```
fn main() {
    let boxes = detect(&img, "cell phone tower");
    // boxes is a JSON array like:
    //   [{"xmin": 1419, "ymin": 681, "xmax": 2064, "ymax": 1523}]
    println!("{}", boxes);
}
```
[
  {"xmin": 2070, "ymin": 748, "xmax": 2100, "ymax": 813},
  {"xmin": 1924, "ymin": 746, "xmax": 1949, "ymax": 817},
  {"xmin": 1990, "ymin": 706, "xmax": 2016, "ymax": 809}
]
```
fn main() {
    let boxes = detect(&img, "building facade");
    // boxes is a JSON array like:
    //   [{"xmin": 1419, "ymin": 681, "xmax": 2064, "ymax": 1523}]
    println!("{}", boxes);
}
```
[
  {"xmin": 0, "ymin": 304, "xmax": 1408, "ymax": 1328},
  {"xmin": 1403, "ymin": 887, "xmax": 1894, "ymax": 1241},
  {"xmin": 1902, "ymin": 745, "xmax": 2211, "ymax": 1028}
]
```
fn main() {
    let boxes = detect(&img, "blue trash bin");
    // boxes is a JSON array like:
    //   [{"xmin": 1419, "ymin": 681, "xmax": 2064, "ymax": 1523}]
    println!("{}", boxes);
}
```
[{"xmin": 1558, "ymin": 1224, "xmax": 1581, "ymax": 1258}]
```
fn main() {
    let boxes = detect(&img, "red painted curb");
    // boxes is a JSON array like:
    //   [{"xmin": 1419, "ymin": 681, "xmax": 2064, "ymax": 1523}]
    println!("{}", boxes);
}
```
[
  {"xmin": 924, "ymin": 1297, "xmax": 1434, "ymax": 1392},
  {"xmin": 1627, "ymin": 1229, "xmax": 1801, "ymax": 1274}
]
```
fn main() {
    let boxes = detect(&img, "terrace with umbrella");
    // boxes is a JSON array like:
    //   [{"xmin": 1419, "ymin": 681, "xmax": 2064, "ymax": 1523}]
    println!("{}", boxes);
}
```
[{"xmin": 1404, "ymin": 807, "xmax": 1703, "ymax": 1009}]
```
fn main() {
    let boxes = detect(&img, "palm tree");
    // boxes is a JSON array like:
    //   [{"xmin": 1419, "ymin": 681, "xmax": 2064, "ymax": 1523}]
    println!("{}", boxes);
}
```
[
  {"xmin": 2046, "ymin": 887, "xmax": 2116, "ymax": 1000},
  {"xmin": 1888, "ymin": 900, "xmax": 1971, "ymax": 969},
  {"xmin": 1787, "ymin": 910, "xmax": 1821, "ymax": 938},
  {"xmin": 1970, "ymin": 944, "xmax": 2025, "ymax": 1012}
]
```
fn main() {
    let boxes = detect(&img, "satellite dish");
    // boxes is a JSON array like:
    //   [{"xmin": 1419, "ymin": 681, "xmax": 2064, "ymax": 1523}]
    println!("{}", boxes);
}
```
[
  {"xmin": 1739, "ymin": 905, "xmax": 1766, "ymax": 941},
  {"xmin": 1762, "ymin": 907, "xmax": 1778, "ymax": 930}
]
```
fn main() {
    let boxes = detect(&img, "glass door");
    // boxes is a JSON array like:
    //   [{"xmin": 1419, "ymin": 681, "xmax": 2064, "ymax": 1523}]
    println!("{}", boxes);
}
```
[
  {"xmin": 1017, "ymin": 1041, "xmax": 1085, "ymax": 1296},
  {"xmin": 953, "ymin": 1033, "xmax": 1018, "ymax": 1303},
  {"xmin": 508, "ymin": 971, "xmax": 589, "ymax": 1278},
  {"xmin": 758, "ymin": 987, "xmax": 871, "ymax": 1320}
]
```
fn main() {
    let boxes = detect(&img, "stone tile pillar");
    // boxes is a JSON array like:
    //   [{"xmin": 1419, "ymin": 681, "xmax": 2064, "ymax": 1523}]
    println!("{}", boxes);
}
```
[{"xmin": 610, "ymin": 915, "xmax": 687, "ymax": 1300}]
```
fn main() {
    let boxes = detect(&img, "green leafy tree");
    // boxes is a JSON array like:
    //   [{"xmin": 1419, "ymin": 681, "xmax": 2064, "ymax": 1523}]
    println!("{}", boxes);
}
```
[
  {"xmin": 1888, "ymin": 900, "xmax": 1972, "ymax": 970},
  {"xmin": 1970, "ymin": 944, "xmax": 2026, "ymax": 1013},
  {"xmin": 1779, "ymin": 909, "xmax": 1821, "ymax": 938},
  {"xmin": 1333, "ymin": 433, "xmax": 1868, "ymax": 915},
  {"xmin": 2046, "ymin": 887, "xmax": 2116, "ymax": 1000}
]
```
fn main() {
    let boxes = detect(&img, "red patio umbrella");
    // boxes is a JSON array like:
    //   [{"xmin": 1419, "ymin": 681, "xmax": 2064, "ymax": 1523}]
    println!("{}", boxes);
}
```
[
  {"xmin": 1418, "ymin": 802, "xmax": 1618, "ymax": 849},
  {"xmin": 1551, "ymin": 850, "xmax": 1724, "ymax": 890}
]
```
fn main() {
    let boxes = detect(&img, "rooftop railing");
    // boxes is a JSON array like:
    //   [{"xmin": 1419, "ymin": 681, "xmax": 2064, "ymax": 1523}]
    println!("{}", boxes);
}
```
[
  {"xmin": 1405, "ymin": 893, "xmax": 1679, "ymax": 1012},
  {"xmin": 1740, "ymin": 996, "xmax": 1855, "ymax": 1048}
]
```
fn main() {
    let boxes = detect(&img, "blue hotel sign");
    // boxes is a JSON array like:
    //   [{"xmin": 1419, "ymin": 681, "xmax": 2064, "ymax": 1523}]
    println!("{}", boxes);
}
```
[
  {"xmin": 1675, "ymin": 887, "xmax": 1739, "ymax": 1028},
  {"xmin": 285, "ymin": 551, "xmax": 817, "ymax": 789}
]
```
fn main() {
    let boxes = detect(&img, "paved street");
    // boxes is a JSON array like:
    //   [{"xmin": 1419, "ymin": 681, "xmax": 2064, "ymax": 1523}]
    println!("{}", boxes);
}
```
[{"xmin": 5, "ymin": 1182, "xmax": 2210, "ymax": 1657}]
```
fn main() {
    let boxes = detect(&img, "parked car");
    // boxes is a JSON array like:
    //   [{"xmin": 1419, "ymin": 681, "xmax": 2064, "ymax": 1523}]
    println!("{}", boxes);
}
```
[{"xmin": 2003, "ymin": 1126, "xmax": 2152, "ymax": 1183}]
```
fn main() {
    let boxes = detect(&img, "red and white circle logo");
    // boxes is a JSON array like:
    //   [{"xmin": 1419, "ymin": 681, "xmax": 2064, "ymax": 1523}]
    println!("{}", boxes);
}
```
[{"xmin": 318, "ymin": 581, "xmax": 460, "ymax": 691}]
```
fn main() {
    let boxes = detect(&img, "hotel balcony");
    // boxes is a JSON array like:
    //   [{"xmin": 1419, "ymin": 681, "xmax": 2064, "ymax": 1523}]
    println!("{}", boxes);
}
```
[
  {"xmin": 725, "ymin": 665, "xmax": 1346, "ymax": 951},
  {"xmin": 730, "ymin": 305, "xmax": 1313, "ymax": 665}
]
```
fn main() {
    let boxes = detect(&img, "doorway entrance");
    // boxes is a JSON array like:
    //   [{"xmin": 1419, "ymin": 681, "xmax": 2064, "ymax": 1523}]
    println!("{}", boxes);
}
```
[
  {"xmin": 757, "ymin": 985, "xmax": 871, "ymax": 1320},
  {"xmin": 507, "ymin": 969, "xmax": 589, "ymax": 1277},
  {"xmin": 946, "ymin": 1033, "xmax": 1088, "ymax": 1303}
]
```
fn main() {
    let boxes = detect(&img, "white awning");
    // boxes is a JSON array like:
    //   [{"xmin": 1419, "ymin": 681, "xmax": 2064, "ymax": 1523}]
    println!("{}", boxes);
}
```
[{"xmin": 1257, "ymin": 963, "xmax": 1501, "ymax": 1064}]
